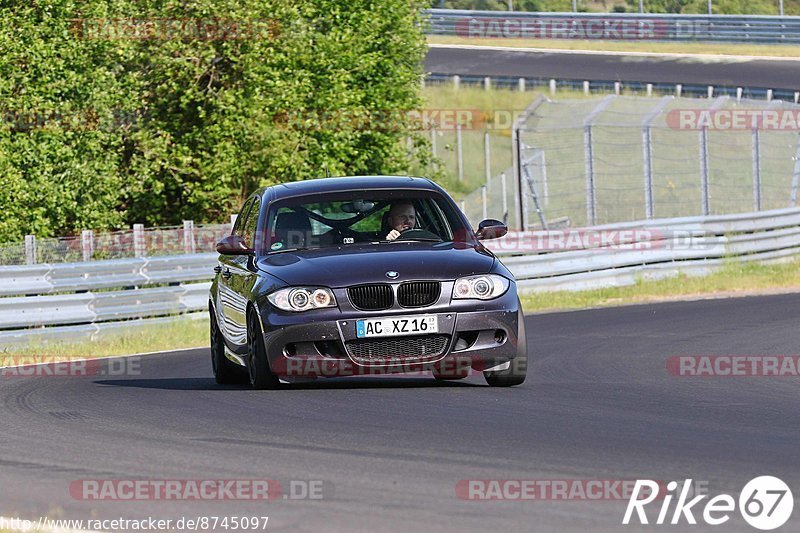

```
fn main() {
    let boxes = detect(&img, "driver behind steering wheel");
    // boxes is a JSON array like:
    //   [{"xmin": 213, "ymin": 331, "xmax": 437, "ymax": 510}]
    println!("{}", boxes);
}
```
[{"xmin": 385, "ymin": 202, "xmax": 417, "ymax": 241}]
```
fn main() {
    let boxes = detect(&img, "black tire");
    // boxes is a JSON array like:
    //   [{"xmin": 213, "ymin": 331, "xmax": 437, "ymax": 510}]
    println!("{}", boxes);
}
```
[
  {"xmin": 210, "ymin": 309, "xmax": 245, "ymax": 385},
  {"xmin": 246, "ymin": 309, "xmax": 281, "ymax": 390},
  {"xmin": 484, "ymin": 305, "xmax": 528, "ymax": 387}
]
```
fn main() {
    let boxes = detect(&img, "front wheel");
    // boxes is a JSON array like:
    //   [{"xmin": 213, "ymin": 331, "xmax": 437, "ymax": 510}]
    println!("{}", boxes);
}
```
[
  {"xmin": 247, "ymin": 309, "xmax": 281, "ymax": 390},
  {"xmin": 484, "ymin": 305, "xmax": 527, "ymax": 387},
  {"xmin": 211, "ymin": 309, "xmax": 245, "ymax": 385}
]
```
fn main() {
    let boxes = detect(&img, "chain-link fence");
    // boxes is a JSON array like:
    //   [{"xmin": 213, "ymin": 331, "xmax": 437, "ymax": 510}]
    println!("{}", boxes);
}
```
[
  {"xmin": 0, "ymin": 223, "xmax": 232, "ymax": 265},
  {"xmin": 516, "ymin": 95, "xmax": 800, "ymax": 230}
]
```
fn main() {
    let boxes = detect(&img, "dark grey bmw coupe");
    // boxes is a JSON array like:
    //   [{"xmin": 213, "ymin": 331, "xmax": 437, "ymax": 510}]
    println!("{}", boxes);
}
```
[{"xmin": 209, "ymin": 176, "xmax": 527, "ymax": 389}]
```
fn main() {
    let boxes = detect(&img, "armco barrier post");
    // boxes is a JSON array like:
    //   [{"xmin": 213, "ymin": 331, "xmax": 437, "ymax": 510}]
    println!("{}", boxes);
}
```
[
  {"xmin": 518, "ymin": 78, "xmax": 525, "ymax": 92},
  {"xmin": 81, "ymin": 230, "xmax": 94, "ymax": 262},
  {"xmin": 183, "ymin": 220, "xmax": 196, "ymax": 254},
  {"xmin": 133, "ymin": 224, "xmax": 145, "ymax": 258},
  {"xmin": 24, "ymin": 235, "xmax": 37, "ymax": 265}
]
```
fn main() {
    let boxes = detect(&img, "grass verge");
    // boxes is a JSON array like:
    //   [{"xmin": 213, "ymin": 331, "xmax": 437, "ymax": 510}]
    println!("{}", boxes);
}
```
[
  {"xmin": 520, "ymin": 257, "xmax": 800, "ymax": 313},
  {"xmin": 428, "ymin": 35, "xmax": 800, "ymax": 58},
  {"xmin": 0, "ymin": 316, "xmax": 208, "ymax": 362}
]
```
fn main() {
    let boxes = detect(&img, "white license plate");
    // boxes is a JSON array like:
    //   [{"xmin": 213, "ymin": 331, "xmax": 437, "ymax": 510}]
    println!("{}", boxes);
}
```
[{"xmin": 356, "ymin": 315, "xmax": 438, "ymax": 338}]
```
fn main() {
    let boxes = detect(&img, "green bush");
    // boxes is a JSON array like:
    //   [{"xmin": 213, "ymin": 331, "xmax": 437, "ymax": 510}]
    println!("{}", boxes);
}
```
[{"xmin": 0, "ymin": 0, "xmax": 429, "ymax": 241}]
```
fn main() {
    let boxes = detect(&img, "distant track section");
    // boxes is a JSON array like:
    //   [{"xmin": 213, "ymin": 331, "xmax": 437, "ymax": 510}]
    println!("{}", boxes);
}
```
[{"xmin": 425, "ymin": 45, "xmax": 800, "ymax": 92}]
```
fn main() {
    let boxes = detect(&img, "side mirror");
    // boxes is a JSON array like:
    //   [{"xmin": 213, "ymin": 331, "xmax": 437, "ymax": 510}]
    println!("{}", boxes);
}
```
[
  {"xmin": 476, "ymin": 219, "xmax": 508, "ymax": 241},
  {"xmin": 216, "ymin": 235, "xmax": 253, "ymax": 255}
]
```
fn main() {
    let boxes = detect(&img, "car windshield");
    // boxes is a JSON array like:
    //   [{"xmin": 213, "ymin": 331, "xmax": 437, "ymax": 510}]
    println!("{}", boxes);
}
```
[{"xmin": 263, "ymin": 190, "xmax": 470, "ymax": 252}]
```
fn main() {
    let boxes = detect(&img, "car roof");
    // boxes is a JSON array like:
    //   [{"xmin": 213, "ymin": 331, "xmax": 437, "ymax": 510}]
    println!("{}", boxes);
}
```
[{"xmin": 258, "ymin": 176, "xmax": 441, "ymax": 202}]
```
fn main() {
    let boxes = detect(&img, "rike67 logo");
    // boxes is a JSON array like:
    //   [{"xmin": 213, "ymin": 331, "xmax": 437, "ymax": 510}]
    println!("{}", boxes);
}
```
[{"xmin": 623, "ymin": 477, "xmax": 793, "ymax": 530}]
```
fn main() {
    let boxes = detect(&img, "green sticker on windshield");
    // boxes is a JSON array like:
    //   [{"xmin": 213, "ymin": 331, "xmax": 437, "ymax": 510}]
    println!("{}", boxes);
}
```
[{"xmin": 271, "ymin": 242, "xmax": 283, "ymax": 250}]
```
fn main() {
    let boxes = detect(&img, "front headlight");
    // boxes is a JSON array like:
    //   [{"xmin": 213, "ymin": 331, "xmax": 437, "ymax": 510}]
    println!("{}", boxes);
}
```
[
  {"xmin": 452, "ymin": 274, "xmax": 510, "ymax": 300},
  {"xmin": 267, "ymin": 287, "xmax": 337, "ymax": 312}
]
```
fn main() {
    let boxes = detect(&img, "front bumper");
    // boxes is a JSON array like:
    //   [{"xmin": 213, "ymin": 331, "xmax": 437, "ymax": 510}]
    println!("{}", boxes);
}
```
[{"xmin": 254, "ymin": 288, "xmax": 521, "ymax": 379}]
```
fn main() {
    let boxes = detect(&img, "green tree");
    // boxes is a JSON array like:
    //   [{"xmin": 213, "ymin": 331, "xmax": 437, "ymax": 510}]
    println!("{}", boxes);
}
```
[{"xmin": 0, "ymin": 0, "xmax": 428, "ymax": 241}]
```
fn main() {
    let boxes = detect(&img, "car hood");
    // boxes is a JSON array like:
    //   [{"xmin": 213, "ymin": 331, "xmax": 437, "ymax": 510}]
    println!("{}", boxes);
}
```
[{"xmin": 257, "ymin": 242, "xmax": 495, "ymax": 287}]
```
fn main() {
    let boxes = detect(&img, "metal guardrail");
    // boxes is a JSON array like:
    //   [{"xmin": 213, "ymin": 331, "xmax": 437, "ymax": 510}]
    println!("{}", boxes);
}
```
[
  {"xmin": 425, "ymin": 9, "xmax": 800, "ymax": 44},
  {"xmin": 0, "ymin": 254, "xmax": 217, "ymax": 345},
  {"xmin": 484, "ymin": 206, "xmax": 800, "ymax": 290},
  {"xmin": 0, "ymin": 253, "xmax": 217, "ymax": 297},
  {"xmin": 2, "ymin": 206, "xmax": 800, "ymax": 345}
]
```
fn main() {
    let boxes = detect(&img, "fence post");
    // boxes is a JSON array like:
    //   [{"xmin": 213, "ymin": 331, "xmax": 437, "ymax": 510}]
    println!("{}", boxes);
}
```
[
  {"xmin": 549, "ymin": 79, "xmax": 556, "ymax": 96},
  {"xmin": 430, "ymin": 124, "xmax": 437, "ymax": 159},
  {"xmin": 583, "ymin": 81, "xmax": 590, "ymax": 95},
  {"xmin": 736, "ymin": 87, "xmax": 743, "ymax": 102},
  {"xmin": 676, "ymin": 84, "xmax": 682, "ymax": 97},
  {"xmin": 484, "ymin": 130, "xmax": 491, "ymax": 190},
  {"xmin": 133, "ymin": 223, "xmax": 145, "ymax": 258},
  {"xmin": 752, "ymin": 128, "xmax": 762, "ymax": 211},
  {"xmin": 481, "ymin": 185, "xmax": 488, "ymax": 221},
  {"xmin": 456, "ymin": 121, "xmax": 463, "ymax": 182},
  {"xmin": 646, "ymin": 83, "xmax": 653, "ymax": 97},
  {"xmin": 614, "ymin": 82, "xmax": 621, "ymax": 95},
  {"xmin": 81, "ymin": 230, "xmax": 94, "ymax": 262},
  {"xmin": 518, "ymin": 78, "xmax": 525, "ymax": 92},
  {"xmin": 25, "ymin": 235, "xmax": 37, "ymax": 265},
  {"xmin": 584, "ymin": 124, "xmax": 597, "ymax": 226},
  {"xmin": 453, "ymin": 75, "xmax": 460, "ymax": 90},
  {"xmin": 790, "ymin": 136, "xmax": 800, "ymax": 207},
  {"xmin": 642, "ymin": 126, "xmax": 654, "ymax": 219},
  {"xmin": 501, "ymin": 172, "xmax": 508, "ymax": 224},
  {"xmin": 183, "ymin": 220, "xmax": 196, "ymax": 254},
  {"xmin": 484, "ymin": 76, "xmax": 491, "ymax": 91},
  {"xmin": 641, "ymin": 96, "xmax": 672, "ymax": 220},
  {"xmin": 699, "ymin": 126, "xmax": 710, "ymax": 216},
  {"xmin": 512, "ymin": 126, "xmax": 524, "ymax": 230},
  {"xmin": 767, "ymin": 89, "xmax": 773, "ymax": 102}
]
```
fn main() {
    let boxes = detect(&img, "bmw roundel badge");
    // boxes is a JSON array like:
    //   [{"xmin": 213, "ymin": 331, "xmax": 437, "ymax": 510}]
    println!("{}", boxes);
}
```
[{"xmin": 386, "ymin": 271, "xmax": 399, "ymax": 279}]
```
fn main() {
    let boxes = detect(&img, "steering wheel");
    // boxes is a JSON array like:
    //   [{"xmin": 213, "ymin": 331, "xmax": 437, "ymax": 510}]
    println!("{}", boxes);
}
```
[{"xmin": 396, "ymin": 228, "xmax": 441, "ymax": 241}]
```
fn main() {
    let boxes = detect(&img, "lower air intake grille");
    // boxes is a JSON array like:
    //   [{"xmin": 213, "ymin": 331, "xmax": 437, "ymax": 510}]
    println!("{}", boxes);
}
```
[
  {"xmin": 345, "ymin": 334, "xmax": 450, "ymax": 364},
  {"xmin": 347, "ymin": 284, "xmax": 393, "ymax": 311}
]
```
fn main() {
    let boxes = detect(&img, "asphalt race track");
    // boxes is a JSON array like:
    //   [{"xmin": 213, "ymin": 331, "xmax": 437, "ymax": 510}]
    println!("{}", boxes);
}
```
[
  {"xmin": 425, "ymin": 45, "xmax": 800, "ymax": 90},
  {"xmin": 2, "ymin": 293, "xmax": 800, "ymax": 531}
]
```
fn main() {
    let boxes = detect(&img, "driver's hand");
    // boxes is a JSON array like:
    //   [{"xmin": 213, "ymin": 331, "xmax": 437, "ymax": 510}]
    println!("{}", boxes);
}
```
[{"xmin": 386, "ymin": 229, "xmax": 401, "ymax": 241}]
